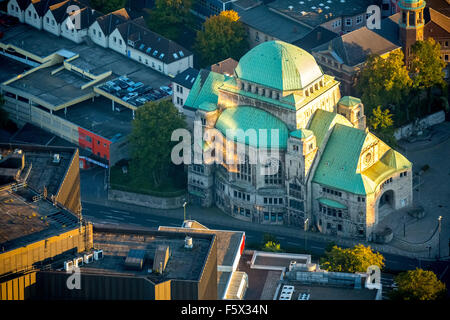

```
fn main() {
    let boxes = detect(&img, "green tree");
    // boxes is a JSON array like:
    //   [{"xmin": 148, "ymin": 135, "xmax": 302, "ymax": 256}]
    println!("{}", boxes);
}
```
[
  {"xmin": 410, "ymin": 38, "xmax": 447, "ymax": 114},
  {"xmin": 390, "ymin": 268, "xmax": 447, "ymax": 300},
  {"xmin": 194, "ymin": 10, "xmax": 248, "ymax": 67},
  {"xmin": 369, "ymin": 106, "xmax": 397, "ymax": 147},
  {"xmin": 128, "ymin": 100, "xmax": 186, "ymax": 187},
  {"xmin": 320, "ymin": 244, "xmax": 385, "ymax": 273},
  {"xmin": 356, "ymin": 50, "xmax": 412, "ymax": 121},
  {"xmin": 145, "ymin": 0, "xmax": 194, "ymax": 41},
  {"xmin": 89, "ymin": 0, "xmax": 126, "ymax": 14},
  {"xmin": 262, "ymin": 241, "xmax": 282, "ymax": 252}
]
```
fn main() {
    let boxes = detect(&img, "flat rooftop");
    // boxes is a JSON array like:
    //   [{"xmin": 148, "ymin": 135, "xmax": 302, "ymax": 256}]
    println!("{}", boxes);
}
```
[
  {"xmin": 7, "ymin": 65, "xmax": 93, "ymax": 108},
  {"xmin": 159, "ymin": 220, "xmax": 244, "ymax": 268},
  {"xmin": 79, "ymin": 228, "xmax": 215, "ymax": 283},
  {"xmin": 1, "ymin": 24, "xmax": 171, "ymax": 108},
  {"xmin": 0, "ymin": 144, "xmax": 77, "ymax": 196},
  {"xmin": 0, "ymin": 187, "xmax": 79, "ymax": 252},
  {"xmin": 276, "ymin": 282, "xmax": 378, "ymax": 300},
  {"xmin": 0, "ymin": 55, "xmax": 31, "ymax": 83},
  {"xmin": 268, "ymin": 0, "xmax": 374, "ymax": 28},
  {"xmin": 54, "ymin": 96, "xmax": 133, "ymax": 140}
]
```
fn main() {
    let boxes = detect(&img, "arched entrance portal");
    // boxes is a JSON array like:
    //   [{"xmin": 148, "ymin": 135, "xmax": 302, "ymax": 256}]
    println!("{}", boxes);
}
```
[
  {"xmin": 379, "ymin": 190, "xmax": 394, "ymax": 208},
  {"xmin": 378, "ymin": 190, "xmax": 395, "ymax": 220}
]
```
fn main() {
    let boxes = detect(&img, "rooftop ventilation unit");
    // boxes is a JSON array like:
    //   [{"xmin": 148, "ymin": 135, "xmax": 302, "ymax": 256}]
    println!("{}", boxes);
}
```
[
  {"xmin": 93, "ymin": 249, "xmax": 103, "ymax": 260},
  {"xmin": 288, "ymin": 5, "xmax": 293, "ymax": 10},
  {"xmin": 184, "ymin": 236, "xmax": 193, "ymax": 249},
  {"xmin": 64, "ymin": 260, "xmax": 74, "ymax": 272},
  {"xmin": 53, "ymin": 154, "xmax": 61, "ymax": 164},
  {"xmin": 84, "ymin": 253, "xmax": 94, "ymax": 264},
  {"xmin": 74, "ymin": 257, "xmax": 84, "ymax": 268},
  {"xmin": 298, "ymin": 292, "xmax": 311, "ymax": 300}
]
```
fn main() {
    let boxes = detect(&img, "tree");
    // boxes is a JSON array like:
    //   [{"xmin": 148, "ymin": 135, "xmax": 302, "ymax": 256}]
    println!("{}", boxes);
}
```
[
  {"xmin": 410, "ymin": 38, "xmax": 447, "ymax": 114},
  {"xmin": 369, "ymin": 106, "xmax": 397, "ymax": 147},
  {"xmin": 262, "ymin": 241, "xmax": 282, "ymax": 252},
  {"xmin": 356, "ymin": 50, "xmax": 412, "ymax": 121},
  {"xmin": 390, "ymin": 268, "xmax": 447, "ymax": 300},
  {"xmin": 89, "ymin": 0, "xmax": 126, "ymax": 14},
  {"xmin": 194, "ymin": 10, "xmax": 248, "ymax": 67},
  {"xmin": 145, "ymin": 0, "xmax": 194, "ymax": 41},
  {"xmin": 320, "ymin": 244, "xmax": 385, "ymax": 273},
  {"xmin": 128, "ymin": 100, "xmax": 186, "ymax": 187}
]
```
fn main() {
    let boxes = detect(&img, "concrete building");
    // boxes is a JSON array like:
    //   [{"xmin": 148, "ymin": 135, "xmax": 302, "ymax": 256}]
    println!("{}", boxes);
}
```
[
  {"xmin": 34, "ymin": 226, "xmax": 218, "ymax": 300},
  {"xmin": 60, "ymin": 5, "xmax": 101, "ymax": 44},
  {"xmin": 159, "ymin": 220, "xmax": 248, "ymax": 300},
  {"xmin": 0, "ymin": 24, "xmax": 171, "ymax": 168},
  {"xmin": 183, "ymin": 40, "xmax": 413, "ymax": 242}
]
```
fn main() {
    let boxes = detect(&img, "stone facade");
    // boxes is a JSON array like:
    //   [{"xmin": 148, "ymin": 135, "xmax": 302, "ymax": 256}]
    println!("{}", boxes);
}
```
[{"xmin": 184, "ymin": 41, "xmax": 413, "ymax": 241}]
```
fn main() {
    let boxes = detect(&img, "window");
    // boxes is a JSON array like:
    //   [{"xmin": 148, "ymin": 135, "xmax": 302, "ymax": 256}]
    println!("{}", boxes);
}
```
[
  {"xmin": 338, "ymin": 224, "xmax": 342, "ymax": 231},
  {"xmin": 345, "ymin": 18, "xmax": 352, "ymax": 26},
  {"xmin": 264, "ymin": 198, "xmax": 267, "ymax": 204},
  {"xmin": 119, "ymin": 39, "xmax": 122, "ymax": 45},
  {"xmin": 85, "ymin": 135, "xmax": 92, "ymax": 142},
  {"xmin": 46, "ymin": 17, "xmax": 49, "ymax": 23},
  {"xmin": 271, "ymin": 213, "xmax": 276, "ymax": 222},
  {"xmin": 97, "ymin": 140, "xmax": 100, "ymax": 145},
  {"xmin": 277, "ymin": 213, "xmax": 283, "ymax": 221},
  {"xmin": 255, "ymin": 32, "xmax": 259, "ymax": 42},
  {"xmin": 93, "ymin": 29, "xmax": 96, "ymax": 35},
  {"xmin": 113, "ymin": 36, "xmax": 116, "ymax": 43},
  {"xmin": 356, "ymin": 15, "xmax": 363, "ymax": 24},
  {"xmin": 264, "ymin": 212, "xmax": 269, "ymax": 220}
]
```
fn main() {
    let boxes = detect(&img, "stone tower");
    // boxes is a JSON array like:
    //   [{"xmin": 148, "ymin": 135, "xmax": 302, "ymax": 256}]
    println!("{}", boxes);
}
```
[{"xmin": 398, "ymin": 0, "xmax": 426, "ymax": 63}]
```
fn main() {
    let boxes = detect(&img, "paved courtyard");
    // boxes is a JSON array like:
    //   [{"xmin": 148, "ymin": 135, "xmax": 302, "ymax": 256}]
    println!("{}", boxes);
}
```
[{"xmin": 390, "ymin": 121, "xmax": 450, "ymax": 258}]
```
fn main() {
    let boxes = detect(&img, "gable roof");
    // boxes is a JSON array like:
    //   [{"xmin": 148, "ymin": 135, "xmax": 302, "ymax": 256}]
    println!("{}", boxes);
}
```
[
  {"xmin": 211, "ymin": 58, "xmax": 238, "ymax": 76},
  {"xmin": 172, "ymin": 67, "xmax": 199, "ymax": 89},
  {"xmin": 95, "ymin": 8, "xmax": 130, "ymax": 36},
  {"xmin": 114, "ymin": 17, "xmax": 192, "ymax": 64},
  {"xmin": 63, "ymin": 6, "xmax": 101, "ymax": 30},
  {"xmin": 293, "ymin": 26, "xmax": 339, "ymax": 52},
  {"xmin": 307, "ymin": 109, "xmax": 352, "ymax": 148},
  {"xmin": 425, "ymin": 7, "xmax": 450, "ymax": 33},
  {"xmin": 312, "ymin": 14, "xmax": 402, "ymax": 67}
]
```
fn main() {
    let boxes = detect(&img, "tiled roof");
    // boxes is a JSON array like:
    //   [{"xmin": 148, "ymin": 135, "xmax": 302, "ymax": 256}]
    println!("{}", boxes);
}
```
[
  {"xmin": 172, "ymin": 67, "xmax": 199, "ymax": 89},
  {"xmin": 317, "ymin": 197, "xmax": 347, "ymax": 209},
  {"xmin": 115, "ymin": 17, "xmax": 192, "ymax": 64},
  {"xmin": 215, "ymin": 106, "xmax": 289, "ymax": 149},
  {"xmin": 293, "ymin": 26, "xmax": 339, "ymax": 52},
  {"xmin": 95, "ymin": 8, "xmax": 130, "ymax": 36},
  {"xmin": 211, "ymin": 58, "xmax": 238, "ymax": 76},
  {"xmin": 235, "ymin": 40, "xmax": 323, "ymax": 91}
]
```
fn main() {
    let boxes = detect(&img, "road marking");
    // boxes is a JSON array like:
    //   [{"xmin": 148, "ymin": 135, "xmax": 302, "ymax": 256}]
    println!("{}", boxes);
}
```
[
  {"xmin": 112, "ymin": 210, "xmax": 130, "ymax": 215},
  {"xmin": 146, "ymin": 219, "xmax": 158, "ymax": 223},
  {"xmin": 277, "ymin": 236, "xmax": 286, "ymax": 240},
  {"xmin": 105, "ymin": 215, "xmax": 125, "ymax": 221},
  {"xmin": 310, "ymin": 245, "xmax": 324, "ymax": 250},
  {"xmin": 98, "ymin": 220, "xmax": 119, "ymax": 225},
  {"xmin": 287, "ymin": 241, "xmax": 299, "ymax": 246}
]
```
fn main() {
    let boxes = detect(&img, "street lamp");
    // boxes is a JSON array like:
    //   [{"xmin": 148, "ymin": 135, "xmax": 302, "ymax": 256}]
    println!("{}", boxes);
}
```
[
  {"xmin": 438, "ymin": 216, "xmax": 442, "ymax": 259},
  {"xmin": 304, "ymin": 218, "xmax": 309, "ymax": 251},
  {"xmin": 183, "ymin": 201, "xmax": 188, "ymax": 222}
]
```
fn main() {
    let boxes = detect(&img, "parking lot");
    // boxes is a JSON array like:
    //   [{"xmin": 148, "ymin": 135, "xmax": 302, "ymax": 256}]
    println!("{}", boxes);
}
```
[{"xmin": 99, "ymin": 76, "xmax": 173, "ymax": 108}]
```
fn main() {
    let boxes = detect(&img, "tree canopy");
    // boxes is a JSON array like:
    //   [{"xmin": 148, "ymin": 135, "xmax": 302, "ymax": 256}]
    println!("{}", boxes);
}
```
[
  {"xmin": 410, "ymin": 38, "xmax": 447, "ymax": 92},
  {"xmin": 390, "ymin": 268, "xmax": 447, "ymax": 300},
  {"xmin": 356, "ymin": 50, "xmax": 412, "ymax": 117},
  {"xmin": 89, "ymin": 0, "xmax": 126, "ymax": 14},
  {"xmin": 128, "ymin": 100, "xmax": 186, "ymax": 187},
  {"xmin": 320, "ymin": 244, "xmax": 385, "ymax": 273},
  {"xmin": 369, "ymin": 106, "xmax": 397, "ymax": 147},
  {"xmin": 194, "ymin": 10, "xmax": 248, "ymax": 67},
  {"xmin": 145, "ymin": 0, "xmax": 194, "ymax": 41}
]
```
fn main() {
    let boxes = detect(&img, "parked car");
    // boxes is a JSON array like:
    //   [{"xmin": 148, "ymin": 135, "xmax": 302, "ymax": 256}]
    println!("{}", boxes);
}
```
[
  {"xmin": 136, "ymin": 86, "xmax": 152, "ymax": 95},
  {"xmin": 119, "ymin": 76, "xmax": 135, "ymax": 87},
  {"xmin": 136, "ymin": 97, "xmax": 148, "ymax": 105},
  {"xmin": 122, "ymin": 92, "xmax": 138, "ymax": 102},
  {"xmin": 160, "ymin": 86, "xmax": 173, "ymax": 95},
  {"xmin": 127, "ymin": 82, "xmax": 144, "ymax": 92},
  {"xmin": 151, "ymin": 89, "xmax": 164, "ymax": 99}
]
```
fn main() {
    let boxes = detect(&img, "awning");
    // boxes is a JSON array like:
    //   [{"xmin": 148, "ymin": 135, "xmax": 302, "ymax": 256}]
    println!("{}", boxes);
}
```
[{"xmin": 317, "ymin": 197, "xmax": 347, "ymax": 209}]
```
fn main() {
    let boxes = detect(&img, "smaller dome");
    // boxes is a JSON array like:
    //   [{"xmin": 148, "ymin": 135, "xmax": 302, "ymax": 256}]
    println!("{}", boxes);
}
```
[{"xmin": 215, "ymin": 106, "xmax": 288, "ymax": 149}]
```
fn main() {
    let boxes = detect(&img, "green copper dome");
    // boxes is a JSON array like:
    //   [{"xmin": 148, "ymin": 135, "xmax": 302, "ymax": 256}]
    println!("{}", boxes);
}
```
[{"xmin": 235, "ymin": 41, "xmax": 323, "ymax": 92}]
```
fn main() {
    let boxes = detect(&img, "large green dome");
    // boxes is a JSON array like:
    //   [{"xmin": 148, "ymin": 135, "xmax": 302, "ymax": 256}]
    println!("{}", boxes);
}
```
[{"xmin": 235, "ymin": 41, "xmax": 323, "ymax": 91}]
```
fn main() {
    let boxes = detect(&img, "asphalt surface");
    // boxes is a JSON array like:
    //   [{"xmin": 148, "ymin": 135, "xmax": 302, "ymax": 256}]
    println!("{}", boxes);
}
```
[{"xmin": 81, "ymin": 201, "xmax": 449, "ymax": 284}]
